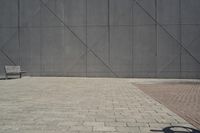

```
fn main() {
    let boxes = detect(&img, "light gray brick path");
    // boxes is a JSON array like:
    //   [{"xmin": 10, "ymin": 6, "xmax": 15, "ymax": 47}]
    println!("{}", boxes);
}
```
[{"xmin": 0, "ymin": 77, "xmax": 196, "ymax": 133}]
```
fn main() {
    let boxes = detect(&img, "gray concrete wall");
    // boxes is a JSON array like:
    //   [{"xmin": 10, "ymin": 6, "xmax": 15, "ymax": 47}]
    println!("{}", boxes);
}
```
[{"xmin": 0, "ymin": 0, "xmax": 200, "ymax": 78}]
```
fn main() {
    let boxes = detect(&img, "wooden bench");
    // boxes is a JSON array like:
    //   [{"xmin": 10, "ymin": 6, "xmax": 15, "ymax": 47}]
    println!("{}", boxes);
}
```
[{"xmin": 5, "ymin": 66, "xmax": 26, "ymax": 79}]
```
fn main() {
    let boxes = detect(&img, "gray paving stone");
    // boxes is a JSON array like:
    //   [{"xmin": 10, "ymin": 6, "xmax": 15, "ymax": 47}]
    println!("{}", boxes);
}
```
[
  {"xmin": 0, "ymin": 77, "xmax": 197, "ymax": 133},
  {"xmin": 105, "ymin": 122, "xmax": 127, "ymax": 127},
  {"xmin": 127, "ymin": 122, "xmax": 149, "ymax": 127},
  {"xmin": 93, "ymin": 126, "xmax": 116, "ymax": 132},
  {"xmin": 83, "ymin": 122, "xmax": 104, "ymax": 127}
]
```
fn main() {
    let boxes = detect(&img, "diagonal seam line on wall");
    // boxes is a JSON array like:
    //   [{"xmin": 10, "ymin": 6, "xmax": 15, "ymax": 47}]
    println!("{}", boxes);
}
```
[
  {"xmin": 67, "ymin": 33, "xmax": 108, "ymax": 72},
  {"xmin": 0, "ymin": 50, "xmax": 17, "ymax": 65},
  {"xmin": 0, "ymin": 0, "xmax": 50, "ymax": 50},
  {"xmin": 157, "ymin": 27, "xmax": 200, "ymax": 74},
  {"xmin": 39, "ymin": 0, "xmax": 119, "ymax": 77},
  {"xmin": 135, "ymin": 0, "xmax": 200, "ymax": 66},
  {"xmin": 0, "ymin": 31, "xmax": 18, "ymax": 50},
  {"xmin": 0, "ymin": 32, "xmax": 18, "ymax": 65},
  {"xmin": 185, "ymin": 26, "xmax": 200, "ymax": 48},
  {"xmin": 67, "ymin": 0, "xmax": 131, "ymax": 73},
  {"xmin": 157, "ymin": 54, "xmax": 179, "ymax": 74},
  {"xmin": 21, "ymin": 0, "xmax": 50, "ymax": 27},
  {"xmin": 0, "ymin": 0, "xmax": 50, "ymax": 66}
]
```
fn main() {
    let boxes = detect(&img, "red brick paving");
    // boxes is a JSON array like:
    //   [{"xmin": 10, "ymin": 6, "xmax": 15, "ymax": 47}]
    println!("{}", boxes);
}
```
[{"xmin": 136, "ymin": 83, "xmax": 200, "ymax": 129}]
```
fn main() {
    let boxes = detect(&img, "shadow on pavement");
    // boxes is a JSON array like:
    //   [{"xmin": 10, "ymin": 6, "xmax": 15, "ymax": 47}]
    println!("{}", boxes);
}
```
[{"xmin": 150, "ymin": 126, "xmax": 200, "ymax": 133}]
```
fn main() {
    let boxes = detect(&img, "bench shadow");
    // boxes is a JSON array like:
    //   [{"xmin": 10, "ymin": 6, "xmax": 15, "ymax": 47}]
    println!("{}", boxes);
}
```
[
  {"xmin": 150, "ymin": 126, "xmax": 200, "ymax": 133},
  {"xmin": 0, "ymin": 77, "xmax": 20, "ymax": 80}
]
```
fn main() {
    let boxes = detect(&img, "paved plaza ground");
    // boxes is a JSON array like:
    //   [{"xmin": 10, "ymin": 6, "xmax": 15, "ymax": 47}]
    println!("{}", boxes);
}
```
[
  {"xmin": 136, "ymin": 81, "xmax": 200, "ymax": 130},
  {"xmin": 0, "ymin": 77, "xmax": 199, "ymax": 133}
]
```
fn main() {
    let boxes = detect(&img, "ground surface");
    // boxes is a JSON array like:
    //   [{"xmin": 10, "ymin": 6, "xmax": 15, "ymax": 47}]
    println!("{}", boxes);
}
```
[
  {"xmin": 0, "ymin": 77, "xmax": 198, "ymax": 133},
  {"xmin": 136, "ymin": 82, "xmax": 200, "ymax": 130}
]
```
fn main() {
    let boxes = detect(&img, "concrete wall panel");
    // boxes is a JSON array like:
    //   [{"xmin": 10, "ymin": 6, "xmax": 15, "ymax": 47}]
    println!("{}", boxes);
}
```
[
  {"xmin": 181, "ymin": 25, "xmax": 200, "ymax": 78},
  {"xmin": 87, "ymin": 27, "xmax": 110, "ymax": 76},
  {"xmin": 87, "ymin": 0, "xmax": 108, "ymax": 25},
  {"xmin": 181, "ymin": 49, "xmax": 200, "ymax": 78},
  {"xmin": 0, "ymin": 0, "xmax": 18, "ymax": 27},
  {"xmin": 63, "ymin": 27, "xmax": 86, "ymax": 76},
  {"xmin": 138, "ymin": 0, "xmax": 155, "ymax": 19},
  {"xmin": 182, "ymin": 25, "xmax": 200, "ymax": 61},
  {"xmin": 64, "ymin": 0, "xmax": 86, "ymax": 26},
  {"xmin": 133, "ymin": 1, "xmax": 155, "ymax": 25},
  {"xmin": 40, "ymin": 28, "xmax": 65, "ymax": 76},
  {"xmin": 110, "ymin": 27, "xmax": 132, "ymax": 77},
  {"xmin": 110, "ymin": 0, "xmax": 132, "ymax": 25},
  {"xmin": 0, "ymin": 29, "xmax": 18, "ymax": 48},
  {"xmin": 181, "ymin": 0, "xmax": 200, "ymax": 24},
  {"xmin": 0, "ymin": 28, "xmax": 19, "ymax": 75},
  {"xmin": 181, "ymin": 25, "xmax": 200, "ymax": 46},
  {"xmin": 41, "ymin": 0, "xmax": 64, "ymax": 27},
  {"xmin": 157, "ymin": 0, "xmax": 180, "ymax": 25},
  {"xmin": 0, "ymin": 52, "xmax": 11, "ymax": 75},
  {"xmin": 157, "ymin": 26, "xmax": 181, "ymax": 78},
  {"xmin": 0, "ymin": 0, "xmax": 200, "ymax": 78},
  {"xmin": 20, "ymin": 28, "xmax": 41, "ymax": 76},
  {"xmin": 133, "ymin": 25, "xmax": 156, "ymax": 77},
  {"xmin": 20, "ymin": 0, "xmax": 41, "ymax": 27},
  {"xmin": 1, "ymin": 30, "xmax": 19, "ymax": 66},
  {"xmin": 87, "ymin": 27, "xmax": 109, "ymax": 64},
  {"xmin": 87, "ymin": 51, "xmax": 112, "ymax": 77}
]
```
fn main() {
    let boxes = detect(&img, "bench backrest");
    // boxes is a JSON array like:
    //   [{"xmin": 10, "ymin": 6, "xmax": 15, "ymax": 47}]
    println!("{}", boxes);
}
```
[{"xmin": 5, "ymin": 66, "xmax": 21, "ymax": 73}]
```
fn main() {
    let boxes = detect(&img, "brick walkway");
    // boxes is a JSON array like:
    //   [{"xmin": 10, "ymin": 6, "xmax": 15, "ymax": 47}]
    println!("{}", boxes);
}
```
[
  {"xmin": 0, "ymin": 77, "xmax": 197, "ymax": 133},
  {"xmin": 136, "ymin": 82, "xmax": 200, "ymax": 130}
]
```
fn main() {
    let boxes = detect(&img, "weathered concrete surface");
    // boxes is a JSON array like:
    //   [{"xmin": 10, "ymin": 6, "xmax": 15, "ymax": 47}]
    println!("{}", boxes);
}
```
[
  {"xmin": 0, "ymin": 77, "xmax": 197, "ymax": 133},
  {"xmin": 0, "ymin": 0, "xmax": 200, "ymax": 78}
]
